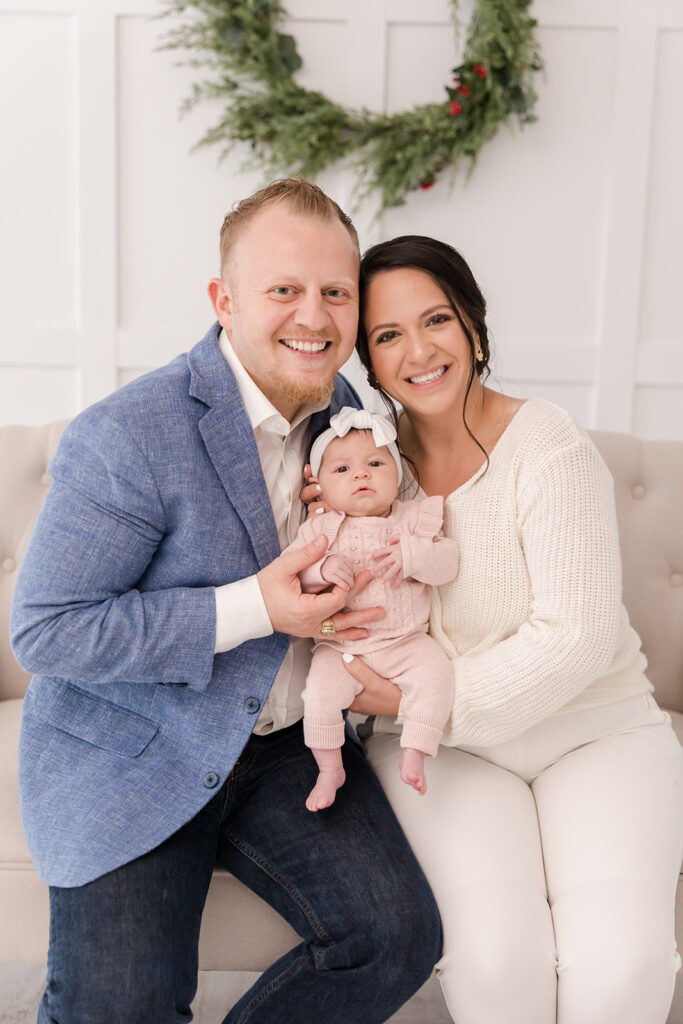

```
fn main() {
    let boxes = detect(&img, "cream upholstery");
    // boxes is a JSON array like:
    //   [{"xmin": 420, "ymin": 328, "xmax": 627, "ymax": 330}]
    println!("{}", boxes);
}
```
[{"xmin": 0, "ymin": 421, "xmax": 681, "ymax": 991}]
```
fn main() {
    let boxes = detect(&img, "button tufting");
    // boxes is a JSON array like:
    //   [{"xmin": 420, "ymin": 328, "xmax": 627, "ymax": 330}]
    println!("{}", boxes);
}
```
[
  {"xmin": 41, "ymin": 472, "xmax": 51, "ymax": 486},
  {"xmin": 632, "ymin": 484, "xmax": 645, "ymax": 499},
  {"xmin": 671, "ymin": 573, "xmax": 683, "ymax": 588},
  {"xmin": 2, "ymin": 557, "xmax": 16, "ymax": 573}
]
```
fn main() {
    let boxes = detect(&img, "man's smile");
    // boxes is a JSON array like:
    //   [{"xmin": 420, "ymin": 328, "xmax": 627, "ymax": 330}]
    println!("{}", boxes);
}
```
[{"xmin": 280, "ymin": 338, "xmax": 331, "ymax": 353}]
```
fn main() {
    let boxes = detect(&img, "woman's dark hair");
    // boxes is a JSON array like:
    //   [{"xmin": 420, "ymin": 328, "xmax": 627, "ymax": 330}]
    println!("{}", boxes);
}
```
[{"xmin": 357, "ymin": 235, "xmax": 492, "ymax": 471}]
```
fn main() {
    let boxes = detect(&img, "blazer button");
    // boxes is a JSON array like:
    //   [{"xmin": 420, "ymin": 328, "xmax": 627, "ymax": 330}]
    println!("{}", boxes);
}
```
[
  {"xmin": 244, "ymin": 697, "xmax": 261, "ymax": 714},
  {"xmin": 203, "ymin": 771, "xmax": 220, "ymax": 789}
]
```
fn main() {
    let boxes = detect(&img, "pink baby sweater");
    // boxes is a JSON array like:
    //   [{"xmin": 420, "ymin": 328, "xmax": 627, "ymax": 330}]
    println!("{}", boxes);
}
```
[{"xmin": 292, "ymin": 496, "xmax": 460, "ymax": 656}]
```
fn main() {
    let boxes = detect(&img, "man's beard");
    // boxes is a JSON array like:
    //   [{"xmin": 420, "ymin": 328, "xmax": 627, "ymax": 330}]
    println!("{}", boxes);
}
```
[{"xmin": 270, "ymin": 368, "xmax": 335, "ymax": 408}]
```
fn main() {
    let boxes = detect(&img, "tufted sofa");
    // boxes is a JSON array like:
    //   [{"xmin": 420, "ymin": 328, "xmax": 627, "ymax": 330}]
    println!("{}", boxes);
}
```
[{"xmin": 1, "ymin": 420, "xmax": 682, "ymax": 1018}]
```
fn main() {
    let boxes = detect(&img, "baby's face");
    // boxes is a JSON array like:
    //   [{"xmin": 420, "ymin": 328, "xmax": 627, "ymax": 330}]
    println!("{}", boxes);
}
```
[{"xmin": 317, "ymin": 429, "xmax": 399, "ymax": 518}]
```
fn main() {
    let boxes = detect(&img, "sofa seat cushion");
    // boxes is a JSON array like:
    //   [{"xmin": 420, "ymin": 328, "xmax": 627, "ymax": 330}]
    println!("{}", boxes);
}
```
[{"xmin": 0, "ymin": 698, "xmax": 33, "ymax": 865}]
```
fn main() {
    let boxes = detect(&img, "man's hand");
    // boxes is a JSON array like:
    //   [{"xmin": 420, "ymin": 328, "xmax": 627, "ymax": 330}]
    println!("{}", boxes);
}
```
[{"xmin": 257, "ymin": 536, "xmax": 384, "ymax": 640}]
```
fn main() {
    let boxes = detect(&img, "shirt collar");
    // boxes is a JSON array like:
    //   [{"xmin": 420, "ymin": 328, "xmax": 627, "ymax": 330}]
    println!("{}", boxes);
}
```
[{"xmin": 219, "ymin": 329, "xmax": 328, "ymax": 436}]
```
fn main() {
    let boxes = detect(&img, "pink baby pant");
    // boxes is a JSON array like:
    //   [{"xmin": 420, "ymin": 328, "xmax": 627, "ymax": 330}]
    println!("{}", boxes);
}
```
[{"xmin": 303, "ymin": 632, "xmax": 454, "ymax": 756}]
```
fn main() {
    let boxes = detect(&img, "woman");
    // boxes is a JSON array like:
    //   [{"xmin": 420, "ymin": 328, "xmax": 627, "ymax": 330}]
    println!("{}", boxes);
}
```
[{"xmin": 336, "ymin": 236, "xmax": 683, "ymax": 1024}]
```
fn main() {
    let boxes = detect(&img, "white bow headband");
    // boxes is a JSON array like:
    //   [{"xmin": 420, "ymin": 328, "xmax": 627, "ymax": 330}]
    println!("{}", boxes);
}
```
[{"xmin": 309, "ymin": 407, "xmax": 402, "ymax": 483}]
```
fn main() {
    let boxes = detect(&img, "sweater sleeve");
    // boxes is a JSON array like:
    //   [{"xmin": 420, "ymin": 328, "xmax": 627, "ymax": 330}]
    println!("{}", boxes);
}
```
[
  {"xmin": 441, "ymin": 438, "xmax": 623, "ymax": 746},
  {"xmin": 281, "ymin": 511, "xmax": 344, "ymax": 593},
  {"xmin": 400, "ymin": 495, "xmax": 459, "ymax": 586}
]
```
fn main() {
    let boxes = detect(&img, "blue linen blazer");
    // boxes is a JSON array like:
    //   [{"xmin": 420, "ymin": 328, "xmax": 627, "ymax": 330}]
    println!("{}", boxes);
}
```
[{"xmin": 10, "ymin": 322, "xmax": 361, "ymax": 887}]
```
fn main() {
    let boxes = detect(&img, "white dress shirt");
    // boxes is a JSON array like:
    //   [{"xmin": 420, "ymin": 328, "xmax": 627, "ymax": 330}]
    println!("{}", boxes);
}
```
[{"xmin": 214, "ymin": 330, "xmax": 328, "ymax": 734}]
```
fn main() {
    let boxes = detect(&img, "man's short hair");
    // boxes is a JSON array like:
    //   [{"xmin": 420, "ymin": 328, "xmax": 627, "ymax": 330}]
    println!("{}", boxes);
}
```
[{"xmin": 219, "ymin": 178, "xmax": 359, "ymax": 272}]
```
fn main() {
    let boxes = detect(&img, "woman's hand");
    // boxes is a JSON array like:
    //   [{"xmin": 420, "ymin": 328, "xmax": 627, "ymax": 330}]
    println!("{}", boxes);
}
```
[
  {"xmin": 344, "ymin": 655, "xmax": 402, "ymax": 717},
  {"xmin": 301, "ymin": 464, "xmax": 330, "ymax": 517}
]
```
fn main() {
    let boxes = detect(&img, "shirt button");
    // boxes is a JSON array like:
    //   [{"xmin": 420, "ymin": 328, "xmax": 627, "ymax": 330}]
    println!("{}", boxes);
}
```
[
  {"xmin": 632, "ymin": 484, "xmax": 645, "ymax": 499},
  {"xmin": 203, "ymin": 771, "xmax": 219, "ymax": 788},
  {"xmin": 244, "ymin": 697, "xmax": 261, "ymax": 714}
]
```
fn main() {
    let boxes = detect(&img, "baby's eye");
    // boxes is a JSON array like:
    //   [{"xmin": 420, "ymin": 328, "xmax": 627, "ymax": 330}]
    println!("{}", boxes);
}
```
[
  {"xmin": 369, "ymin": 460, "xmax": 383, "ymax": 467},
  {"xmin": 333, "ymin": 465, "xmax": 349, "ymax": 473}
]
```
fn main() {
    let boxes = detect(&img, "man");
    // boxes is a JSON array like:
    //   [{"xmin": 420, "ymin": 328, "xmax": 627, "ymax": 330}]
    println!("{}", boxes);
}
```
[{"xmin": 11, "ymin": 179, "xmax": 441, "ymax": 1023}]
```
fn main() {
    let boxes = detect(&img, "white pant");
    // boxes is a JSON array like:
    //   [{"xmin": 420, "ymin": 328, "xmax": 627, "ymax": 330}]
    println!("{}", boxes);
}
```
[{"xmin": 365, "ymin": 694, "xmax": 683, "ymax": 1024}]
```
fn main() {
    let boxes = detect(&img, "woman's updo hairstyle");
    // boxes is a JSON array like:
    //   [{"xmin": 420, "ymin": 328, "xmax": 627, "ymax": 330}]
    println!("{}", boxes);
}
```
[{"xmin": 357, "ymin": 234, "xmax": 493, "ymax": 468}]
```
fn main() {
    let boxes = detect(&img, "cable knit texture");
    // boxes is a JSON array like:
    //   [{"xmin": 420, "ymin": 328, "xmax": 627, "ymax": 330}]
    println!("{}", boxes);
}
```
[
  {"xmin": 293, "ymin": 496, "xmax": 460, "ymax": 654},
  {"xmin": 379, "ymin": 398, "xmax": 650, "ymax": 748}
]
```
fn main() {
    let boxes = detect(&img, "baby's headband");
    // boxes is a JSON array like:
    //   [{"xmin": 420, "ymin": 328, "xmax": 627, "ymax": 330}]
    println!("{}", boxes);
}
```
[{"xmin": 309, "ymin": 406, "xmax": 402, "ymax": 483}]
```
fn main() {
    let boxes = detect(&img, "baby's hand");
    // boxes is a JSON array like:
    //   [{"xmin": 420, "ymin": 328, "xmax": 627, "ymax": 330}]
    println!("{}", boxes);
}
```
[
  {"xmin": 320, "ymin": 554, "xmax": 355, "ymax": 590},
  {"xmin": 371, "ymin": 539, "xmax": 403, "ymax": 588}
]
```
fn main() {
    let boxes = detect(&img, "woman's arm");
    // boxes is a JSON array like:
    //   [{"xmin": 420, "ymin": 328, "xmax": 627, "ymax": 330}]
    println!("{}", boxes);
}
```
[{"xmin": 439, "ymin": 438, "xmax": 625, "ymax": 747}]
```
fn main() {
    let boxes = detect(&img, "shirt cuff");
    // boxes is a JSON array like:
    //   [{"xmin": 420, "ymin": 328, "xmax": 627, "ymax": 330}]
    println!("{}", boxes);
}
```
[{"xmin": 214, "ymin": 575, "xmax": 274, "ymax": 653}]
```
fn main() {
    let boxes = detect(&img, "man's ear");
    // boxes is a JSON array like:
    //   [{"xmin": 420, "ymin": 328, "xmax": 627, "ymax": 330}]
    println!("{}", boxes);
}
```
[{"xmin": 208, "ymin": 277, "xmax": 233, "ymax": 331}]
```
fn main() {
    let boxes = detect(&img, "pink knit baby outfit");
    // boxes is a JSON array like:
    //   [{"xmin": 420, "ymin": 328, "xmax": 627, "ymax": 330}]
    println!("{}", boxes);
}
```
[{"xmin": 292, "ymin": 495, "xmax": 460, "ymax": 756}]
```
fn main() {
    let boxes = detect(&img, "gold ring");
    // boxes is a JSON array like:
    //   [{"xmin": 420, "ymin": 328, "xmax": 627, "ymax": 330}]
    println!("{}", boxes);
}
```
[{"xmin": 320, "ymin": 617, "xmax": 336, "ymax": 637}]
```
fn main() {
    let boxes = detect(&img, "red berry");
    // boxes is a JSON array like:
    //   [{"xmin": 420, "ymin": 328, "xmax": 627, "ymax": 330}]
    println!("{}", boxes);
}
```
[{"xmin": 450, "ymin": 99, "xmax": 462, "ymax": 116}]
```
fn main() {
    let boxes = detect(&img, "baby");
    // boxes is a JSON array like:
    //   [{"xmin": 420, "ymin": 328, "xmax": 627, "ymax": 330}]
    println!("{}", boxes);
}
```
[{"xmin": 290, "ymin": 407, "xmax": 460, "ymax": 812}]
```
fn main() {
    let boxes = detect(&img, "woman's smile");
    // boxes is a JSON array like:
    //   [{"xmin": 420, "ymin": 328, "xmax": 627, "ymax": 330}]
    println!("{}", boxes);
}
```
[{"xmin": 363, "ymin": 267, "xmax": 475, "ymax": 416}]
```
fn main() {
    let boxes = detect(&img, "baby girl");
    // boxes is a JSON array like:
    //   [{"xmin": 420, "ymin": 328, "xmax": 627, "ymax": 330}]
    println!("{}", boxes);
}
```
[{"xmin": 290, "ymin": 407, "xmax": 459, "ymax": 812}]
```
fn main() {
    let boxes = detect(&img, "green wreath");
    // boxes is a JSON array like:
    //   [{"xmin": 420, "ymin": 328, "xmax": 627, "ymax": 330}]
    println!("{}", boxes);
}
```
[{"xmin": 161, "ymin": 0, "xmax": 543, "ymax": 211}]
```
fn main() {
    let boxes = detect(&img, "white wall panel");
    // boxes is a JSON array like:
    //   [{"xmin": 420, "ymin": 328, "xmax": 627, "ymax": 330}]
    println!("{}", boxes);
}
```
[
  {"xmin": 386, "ymin": 21, "xmax": 456, "ymax": 114},
  {"xmin": 285, "ymin": 17, "xmax": 350, "ymax": 106},
  {"xmin": 495, "ymin": 378, "xmax": 592, "ymax": 427},
  {"xmin": 382, "ymin": 26, "xmax": 617, "ymax": 361},
  {"xmin": 1, "ymin": 0, "xmax": 682, "ymax": 439},
  {"xmin": 634, "ymin": 387, "xmax": 683, "ymax": 440},
  {"xmin": 116, "ymin": 14, "xmax": 259, "ymax": 343},
  {"xmin": 639, "ymin": 29, "xmax": 683, "ymax": 351},
  {"xmin": 0, "ymin": 367, "xmax": 77, "ymax": 425},
  {"xmin": 0, "ymin": 14, "xmax": 77, "ymax": 331}
]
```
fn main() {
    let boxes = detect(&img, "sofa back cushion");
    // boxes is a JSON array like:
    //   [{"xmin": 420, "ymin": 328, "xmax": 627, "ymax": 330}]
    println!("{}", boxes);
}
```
[
  {"xmin": 0, "ymin": 422, "xmax": 68, "ymax": 700},
  {"xmin": 1, "ymin": 422, "xmax": 681, "ymax": 715},
  {"xmin": 591, "ymin": 430, "xmax": 683, "ymax": 715}
]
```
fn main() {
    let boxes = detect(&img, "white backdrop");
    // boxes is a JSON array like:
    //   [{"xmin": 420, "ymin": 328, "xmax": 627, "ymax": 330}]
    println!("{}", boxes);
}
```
[{"xmin": 1, "ymin": 0, "xmax": 682, "ymax": 438}]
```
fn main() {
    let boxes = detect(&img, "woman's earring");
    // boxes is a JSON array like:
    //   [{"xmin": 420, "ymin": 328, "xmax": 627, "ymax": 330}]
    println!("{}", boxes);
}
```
[
  {"xmin": 367, "ymin": 369, "xmax": 380, "ymax": 390},
  {"xmin": 475, "ymin": 343, "xmax": 484, "ymax": 362}
]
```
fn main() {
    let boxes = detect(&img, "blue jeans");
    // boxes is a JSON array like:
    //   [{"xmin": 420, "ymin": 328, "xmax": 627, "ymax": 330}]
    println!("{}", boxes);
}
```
[{"xmin": 38, "ymin": 720, "xmax": 442, "ymax": 1023}]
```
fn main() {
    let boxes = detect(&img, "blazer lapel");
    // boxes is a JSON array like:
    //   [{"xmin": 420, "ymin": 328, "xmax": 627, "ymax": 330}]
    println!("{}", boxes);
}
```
[
  {"xmin": 186, "ymin": 324, "xmax": 361, "ymax": 570},
  {"xmin": 189, "ymin": 325, "xmax": 281, "ymax": 569}
]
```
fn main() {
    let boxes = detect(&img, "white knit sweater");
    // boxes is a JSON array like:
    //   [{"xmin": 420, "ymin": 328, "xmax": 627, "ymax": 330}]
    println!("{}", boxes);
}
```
[{"xmin": 377, "ymin": 398, "xmax": 650, "ymax": 748}]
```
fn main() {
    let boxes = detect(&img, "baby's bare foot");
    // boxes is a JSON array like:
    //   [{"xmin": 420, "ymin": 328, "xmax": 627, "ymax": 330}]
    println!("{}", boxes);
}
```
[
  {"xmin": 399, "ymin": 748, "xmax": 427, "ymax": 795},
  {"xmin": 306, "ymin": 767, "xmax": 346, "ymax": 812}
]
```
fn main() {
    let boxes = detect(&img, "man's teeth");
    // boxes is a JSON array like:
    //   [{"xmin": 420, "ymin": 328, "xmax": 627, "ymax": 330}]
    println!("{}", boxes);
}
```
[
  {"xmin": 282, "ymin": 339, "xmax": 327, "ymax": 353},
  {"xmin": 409, "ymin": 366, "xmax": 446, "ymax": 384}
]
